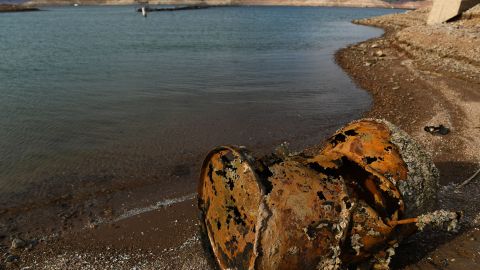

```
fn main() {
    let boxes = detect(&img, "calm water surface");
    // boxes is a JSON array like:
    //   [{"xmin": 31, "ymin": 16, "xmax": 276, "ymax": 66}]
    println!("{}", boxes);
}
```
[{"xmin": 0, "ymin": 6, "xmax": 399, "ymax": 206}]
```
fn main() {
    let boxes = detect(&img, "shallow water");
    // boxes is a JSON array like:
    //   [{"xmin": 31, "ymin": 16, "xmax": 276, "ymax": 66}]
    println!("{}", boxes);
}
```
[{"xmin": 0, "ymin": 6, "xmax": 399, "ymax": 206}]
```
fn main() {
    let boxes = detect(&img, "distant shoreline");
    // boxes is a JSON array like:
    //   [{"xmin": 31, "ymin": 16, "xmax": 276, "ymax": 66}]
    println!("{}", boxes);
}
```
[
  {"xmin": 24, "ymin": 1, "xmax": 430, "ymax": 10},
  {"xmin": 0, "ymin": 4, "xmax": 40, "ymax": 12}
]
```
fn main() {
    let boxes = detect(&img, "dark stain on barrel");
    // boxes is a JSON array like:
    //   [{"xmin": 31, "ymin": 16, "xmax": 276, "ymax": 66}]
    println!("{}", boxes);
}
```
[
  {"xmin": 225, "ymin": 176, "xmax": 235, "ymax": 191},
  {"xmin": 219, "ymin": 242, "xmax": 254, "ymax": 270},
  {"xmin": 215, "ymin": 170, "xmax": 227, "ymax": 177},
  {"xmin": 208, "ymin": 164, "xmax": 217, "ymax": 195},
  {"xmin": 344, "ymin": 129, "xmax": 358, "ymax": 136},
  {"xmin": 330, "ymin": 133, "xmax": 347, "ymax": 147},
  {"xmin": 225, "ymin": 235, "xmax": 238, "ymax": 255},
  {"xmin": 364, "ymin": 156, "xmax": 378, "ymax": 165},
  {"xmin": 226, "ymin": 205, "xmax": 246, "ymax": 227},
  {"xmin": 317, "ymin": 191, "xmax": 326, "ymax": 201},
  {"xmin": 308, "ymin": 162, "xmax": 338, "ymax": 176}
]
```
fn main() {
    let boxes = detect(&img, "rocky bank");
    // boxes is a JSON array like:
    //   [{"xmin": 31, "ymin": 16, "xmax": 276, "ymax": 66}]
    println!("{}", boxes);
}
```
[
  {"xmin": 0, "ymin": 4, "xmax": 39, "ymax": 12},
  {"xmin": 336, "ymin": 4, "xmax": 480, "ymax": 269}
]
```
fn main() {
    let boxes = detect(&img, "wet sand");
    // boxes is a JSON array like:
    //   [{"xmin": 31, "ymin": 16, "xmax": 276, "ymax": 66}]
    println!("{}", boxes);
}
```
[{"xmin": 2, "ymin": 6, "xmax": 480, "ymax": 270}]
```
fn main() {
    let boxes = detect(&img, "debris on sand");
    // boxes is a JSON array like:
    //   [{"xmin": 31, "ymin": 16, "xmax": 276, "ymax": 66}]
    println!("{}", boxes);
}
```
[
  {"xmin": 424, "ymin": 125, "xmax": 450, "ymax": 135},
  {"xmin": 416, "ymin": 210, "xmax": 461, "ymax": 231}
]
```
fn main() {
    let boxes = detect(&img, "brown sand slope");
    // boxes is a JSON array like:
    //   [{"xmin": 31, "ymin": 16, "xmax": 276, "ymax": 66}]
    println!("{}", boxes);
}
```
[
  {"xmin": 337, "ymin": 5, "xmax": 480, "ymax": 269},
  {"xmin": 349, "ymin": 5, "xmax": 480, "ymax": 165}
]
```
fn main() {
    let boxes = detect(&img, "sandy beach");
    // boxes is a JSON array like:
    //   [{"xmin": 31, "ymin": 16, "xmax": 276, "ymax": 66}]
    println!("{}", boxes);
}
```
[{"xmin": 1, "ymin": 5, "xmax": 480, "ymax": 270}]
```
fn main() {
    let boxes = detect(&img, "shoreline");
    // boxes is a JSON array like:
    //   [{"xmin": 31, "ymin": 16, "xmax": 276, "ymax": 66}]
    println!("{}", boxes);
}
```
[
  {"xmin": 2, "ymin": 5, "xmax": 480, "ymax": 270},
  {"xmin": 0, "ymin": 4, "xmax": 40, "ymax": 12},
  {"xmin": 24, "ymin": 1, "xmax": 429, "ymax": 10}
]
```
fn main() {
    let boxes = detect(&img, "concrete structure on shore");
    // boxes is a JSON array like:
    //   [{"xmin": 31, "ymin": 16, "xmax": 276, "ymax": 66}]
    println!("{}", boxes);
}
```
[{"xmin": 427, "ymin": 0, "xmax": 480, "ymax": 24}]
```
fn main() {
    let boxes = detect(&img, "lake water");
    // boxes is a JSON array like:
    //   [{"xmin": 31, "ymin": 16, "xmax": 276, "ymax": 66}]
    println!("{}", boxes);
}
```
[{"xmin": 0, "ymin": 6, "xmax": 398, "ymax": 207}]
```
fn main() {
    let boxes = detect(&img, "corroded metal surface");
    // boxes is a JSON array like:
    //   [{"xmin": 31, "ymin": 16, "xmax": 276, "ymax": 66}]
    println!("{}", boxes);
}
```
[
  {"xmin": 259, "ymin": 161, "xmax": 350, "ymax": 270},
  {"xmin": 304, "ymin": 119, "xmax": 410, "ymax": 263},
  {"xmin": 198, "ymin": 146, "xmax": 264, "ymax": 269},
  {"xmin": 199, "ymin": 119, "xmax": 444, "ymax": 270},
  {"xmin": 306, "ymin": 120, "xmax": 409, "ymax": 215}
]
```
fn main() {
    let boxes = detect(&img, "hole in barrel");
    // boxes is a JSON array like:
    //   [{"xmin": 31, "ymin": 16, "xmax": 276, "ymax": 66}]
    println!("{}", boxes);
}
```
[{"xmin": 309, "ymin": 157, "xmax": 400, "ymax": 222}]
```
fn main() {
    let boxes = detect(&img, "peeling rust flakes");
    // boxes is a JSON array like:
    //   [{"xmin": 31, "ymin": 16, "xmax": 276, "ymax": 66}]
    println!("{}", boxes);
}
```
[
  {"xmin": 198, "ymin": 119, "xmax": 441, "ymax": 269},
  {"xmin": 258, "ymin": 162, "xmax": 350, "ymax": 270}
]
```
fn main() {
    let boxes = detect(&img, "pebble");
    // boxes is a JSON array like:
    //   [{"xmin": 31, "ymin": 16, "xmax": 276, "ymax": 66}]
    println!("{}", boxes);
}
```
[
  {"xmin": 5, "ymin": 254, "xmax": 19, "ymax": 263},
  {"xmin": 375, "ymin": 50, "xmax": 386, "ymax": 57},
  {"xmin": 392, "ymin": 86, "xmax": 400, "ymax": 90},
  {"xmin": 11, "ymin": 238, "xmax": 26, "ymax": 250},
  {"xmin": 26, "ymin": 239, "xmax": 38, "ymax": 250}
]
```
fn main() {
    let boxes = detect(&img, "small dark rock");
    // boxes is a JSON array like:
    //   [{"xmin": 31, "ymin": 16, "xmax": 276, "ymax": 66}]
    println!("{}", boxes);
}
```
[
  {"xmin": 10, "ymin": 238, "xmax": 26, "ymax": 250},
  {"xmin": 4, "ymin": 254, "xmax": 19, "ymax": 263},
  {"xmin": 424, "ymin": 125, "xmax": 450, "ymax": 135},
  {"xmin": 25, "ymin": 239, "xmax": 38, "ymax": 250}
]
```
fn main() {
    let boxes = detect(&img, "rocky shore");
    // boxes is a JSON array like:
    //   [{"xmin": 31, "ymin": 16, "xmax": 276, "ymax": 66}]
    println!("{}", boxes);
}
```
[
  {"xmin": 1, "ymin": 5, "xmax": 480, "ymax": 270},
  {"xmin": 0, "ymin": 4, "xmax": 39, "ymax": 12},
  {"xmin": 336, "ymin": 5, "xmax": 480, "ymax": 269}
]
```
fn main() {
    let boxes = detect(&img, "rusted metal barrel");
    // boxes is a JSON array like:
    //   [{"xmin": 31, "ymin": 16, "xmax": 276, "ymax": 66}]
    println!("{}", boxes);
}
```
[{"xmin": 198, "ymin": 119, "xmax": 442, "ymax": 269}]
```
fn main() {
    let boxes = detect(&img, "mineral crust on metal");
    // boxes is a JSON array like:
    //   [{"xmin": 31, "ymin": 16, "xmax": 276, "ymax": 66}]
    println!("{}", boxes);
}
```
[{"xmin": 198, "ymin": 119, "xmax": 457, "ymax": 270}]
